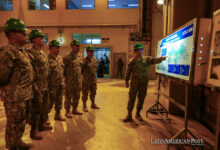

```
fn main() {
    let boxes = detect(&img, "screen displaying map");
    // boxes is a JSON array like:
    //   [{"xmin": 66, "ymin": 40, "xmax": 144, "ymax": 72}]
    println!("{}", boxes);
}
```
[{"xmin": 156, "ymin": 23, "xmax": 195, "ymax": 81}]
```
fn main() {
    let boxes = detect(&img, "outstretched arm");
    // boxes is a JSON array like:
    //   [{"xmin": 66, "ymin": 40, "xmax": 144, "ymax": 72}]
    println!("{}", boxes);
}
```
[{"xmin": 149, "ymin": 56, "xmax": 167, "ymax": 64}]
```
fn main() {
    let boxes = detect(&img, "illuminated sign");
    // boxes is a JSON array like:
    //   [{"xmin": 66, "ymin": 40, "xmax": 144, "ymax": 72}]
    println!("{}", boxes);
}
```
[{"xmin": 156, "ymin": 23, "xmax": 195, "ymax": 81}]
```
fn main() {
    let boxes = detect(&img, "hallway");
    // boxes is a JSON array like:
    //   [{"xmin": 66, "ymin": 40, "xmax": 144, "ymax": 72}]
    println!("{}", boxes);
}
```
[{"xmin": 0, "ymin": 79, "xmax": 215, "ymax": 150}]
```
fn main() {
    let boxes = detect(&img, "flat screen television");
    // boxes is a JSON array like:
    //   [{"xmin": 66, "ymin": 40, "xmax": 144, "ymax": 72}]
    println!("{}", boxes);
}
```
[{"xmin": 156, "ymin": 19, "xmax": 197, "ymax": 82}]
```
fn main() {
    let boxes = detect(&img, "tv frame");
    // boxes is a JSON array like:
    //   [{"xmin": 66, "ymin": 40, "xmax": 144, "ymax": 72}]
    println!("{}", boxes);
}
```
[{"xmin": 155, "ymin": 18, "xmax": 198, "ymax": 85}]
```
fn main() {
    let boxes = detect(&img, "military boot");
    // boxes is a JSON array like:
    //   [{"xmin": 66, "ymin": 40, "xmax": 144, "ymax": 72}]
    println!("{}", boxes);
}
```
[
  {"xmin": 91, "ymin": 102, "xmax": 100, "ymax": 109},
  {"xmin": 123, "ymin": 115, "xmax": 133, "ymax": 122},
  {"xmin": 38, "ymin": 123, "xmax": 53, "ymax": 131},
  {"xmin": 83, "ymin": 102, "xmax": 88, "ymax": 112},
  {"xmin": 135, "ymin": 110, "xmax": 143, "ymax": 121},
  {"xmin": 54, "ymin": 110, "xmax": 66, "ymax": 121},
  {"xmin": 45, "ymin": 120, "xmax": 51, "ymax": 125},
  {"xmin": 18, "ymin": 140, "xmax": 33, "ymax": 150},
  {"xmin": 65, "ymin": 110, "xmax": 73, "ymax": 118},
  {"xmin": 123, "ymin": 111, "xmax": 132, "ymax": 122},
  {"xmin": 30, "ymin": 130, "xmax": 43, "ymax": 140},
  {"xmin": 72, "ymin": 108, "xmax": 83, "ymax": 115}
]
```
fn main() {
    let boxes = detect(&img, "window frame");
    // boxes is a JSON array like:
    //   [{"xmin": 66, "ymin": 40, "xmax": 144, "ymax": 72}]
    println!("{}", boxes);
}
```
[
  {"xmin": 0, "ymin": 0, "xmax": 13, "ymax": 11},
  {"xmin": 107, "ymin": 0, "xmax": 139, "ymax": 9},
  {"xmin": 66, "ymin": 0, "xmax": 95, "ymax": 10},
  {"xmin": 72, "ymin": 33, "xmax": 102, "ymax": 45},
  {"xmin": 27, "ymin": 0, "xmax": 56, "ymax": 10}
]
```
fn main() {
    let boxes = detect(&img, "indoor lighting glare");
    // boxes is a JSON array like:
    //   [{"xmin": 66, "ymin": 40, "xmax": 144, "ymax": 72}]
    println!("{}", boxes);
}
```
[
  {"xmin": 128, "ymin": 4, "xmax": 138, "ymax": 7},
  {"xmin": 92, "ymin": 39, "xmax": 101, "ymax": 44},
  {"xmin": 58, "ymin": 36, "xmax": 65, "ymax": 45},
  {"xmin": 157, "ymin": 0, "xmax": 164, "ymax": 5},
  {"xmin": 86, "ymin": 39, "xmax": 91, "ymax": 43},
  {"xmin": 108, "ymin": 5, "xmax": 116, "ymax": 7},
  {"xmin": 43, "ymin": 4, "xmax": 49, "ymax": 9},
  {"xmin": 81, "ymin": 5, "xmax": 93, "ymax": 7},
  {"xmin": 86, "ymin": 39, "xmax": 101, "ymax": 44},
  {"xmin": 108, "ymin": 0, "xmax": 115, "ymax": 1}
]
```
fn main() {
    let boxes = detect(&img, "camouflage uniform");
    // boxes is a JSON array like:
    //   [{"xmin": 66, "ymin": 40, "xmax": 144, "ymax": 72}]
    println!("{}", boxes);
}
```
[
  {"xmin": 0, "ymin": 43, "xmax": 34, "ymax": 148},
  {"xmin": 48, "ymin": 54, "xmax": 64, "ymax": 112},
  {"xmin": 81, "ymin": 56, "xmax": 98, "ymax": 103},
  {"xmin": 27, "ymin": 48, "xmax": 50, "ymax": 130},
  {"xmin": 63, "ymin": 52, "xmax": 82, "ymax": 111},
  {"xmin": 125, "ymin": 55, "xmax": 163, "ymax": 114}
]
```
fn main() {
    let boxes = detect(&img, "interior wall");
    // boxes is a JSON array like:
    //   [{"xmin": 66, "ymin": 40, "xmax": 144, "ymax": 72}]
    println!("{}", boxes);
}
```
[
  {"xmin": 165, "ymin": 0, "xmax": 220, "ymax": 133},
  {"xmin": 149, "ymin": 2, "xmax": 163, "ymax": 80},
  {"xmin": 0, "ymin": 0, "xmax": 138, "ymax": 27},
  {"xmin": 0, "ymin": 0, "xmax": 140, "ymax": 78},
  {"xmin": 0, "ymin": 26, "xmax": 131, "ymax": 78}
]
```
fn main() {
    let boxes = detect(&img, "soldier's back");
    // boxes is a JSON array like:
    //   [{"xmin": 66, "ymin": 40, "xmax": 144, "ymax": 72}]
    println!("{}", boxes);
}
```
[{"xmin": 0, "ymin": 44, "xmax": 34, "ymax": 103}]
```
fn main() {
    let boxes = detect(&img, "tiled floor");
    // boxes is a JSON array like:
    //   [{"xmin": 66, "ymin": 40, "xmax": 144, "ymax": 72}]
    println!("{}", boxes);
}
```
[{"xmin": 0, "ymin": 79, "xmax": 215, "ymax": 150}]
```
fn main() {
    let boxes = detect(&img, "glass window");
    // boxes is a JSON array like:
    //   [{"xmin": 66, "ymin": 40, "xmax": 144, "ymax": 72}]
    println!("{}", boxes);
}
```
[
  {"xmin": 74, "ymin": 33, "xmax": 101, "ymax": 44},
  {"xmin": 66, "ymin": 0, "xmax": 80, "ymax": 9},
  {"xmin": 108, "ymin": 0, "xmax": 122, "ymax": 9},
  {"xmin": 124, "ymin": 0, "xmax": 139, "ymax": 8},
  {"xmin": 66, "ymin": 0, "xmax": 94, "ymax": 9},
  {"xmin": 28, "ymin": 0, "xmax": 56, "ymax": 10},
  {"xmin": 82, "ymin": 33, "xmax": 92, "ymax": 44},
  {"xmin": 44, "ymin": 33, "xmax": 48, "ymax": 44},
  {"xmin": 72, "ymin": 33, "xmax": 82, "ymax": 44},
  {"xmin": 0, "ymin": 0, "xmax": 13, "ymax": 11},
  {"xmin": 81, "ymin": 0, "xmax": 94, "ymax": 9},
  {"xmin": 92, "ymin": 33, "xmax": 101, "ymax": 44},
  {"xmin": 108, "ymin": 0, "xmax": 138, "ymax": 9}
]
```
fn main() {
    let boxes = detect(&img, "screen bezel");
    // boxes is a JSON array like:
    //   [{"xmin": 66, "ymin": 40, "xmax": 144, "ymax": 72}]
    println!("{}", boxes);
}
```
[{"xmin": 155, "ymin": 18, "xmax": 198, "ymax": 84}]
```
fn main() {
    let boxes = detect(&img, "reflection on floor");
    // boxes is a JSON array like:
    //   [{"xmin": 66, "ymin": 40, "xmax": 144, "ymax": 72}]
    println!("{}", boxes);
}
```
[{"xmin": 0, "ymin": 79, "xmax": 215, "ymax": 150}]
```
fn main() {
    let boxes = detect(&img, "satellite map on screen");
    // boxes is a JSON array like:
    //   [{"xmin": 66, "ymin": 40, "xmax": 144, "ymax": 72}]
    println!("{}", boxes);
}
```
[{"xmin": 156, "ymin": 23, "xmax": 195, "ymax": 81}]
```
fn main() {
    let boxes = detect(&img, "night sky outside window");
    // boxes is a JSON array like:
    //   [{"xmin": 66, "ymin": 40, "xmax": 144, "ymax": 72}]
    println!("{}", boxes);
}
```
[
  {"xmin": 108, "ymin": 0, "xmax": 122, "ymax": 9},
  {"xmin": 0, "ymin": 0, "xmax": 13, "ymax": 11},
  {"xmin": 124, "ymin": 0, "xmax": 138, "ymax": 8},
  {"xmin": 108, "ymin": 0, "xmax": 138, "ymax": 9},
  {"xmin": 66, "ymin": 0, "xmax": 94, "ymax": 9},
  {"xmin": 44, "ymin": 34, "xmax": 48, "ymax": 44}
]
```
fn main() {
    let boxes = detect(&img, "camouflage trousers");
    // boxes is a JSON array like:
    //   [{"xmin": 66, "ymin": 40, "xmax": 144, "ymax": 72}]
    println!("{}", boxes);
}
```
[
  {"xmin": 127, "ymin": 82, "xmax": 148, "ymax": 113},
  {"xmin": 49, "ymin": 85, "xmax": 63, "ymax": 112},
  {"xmin": 64, "ymin": 85, "xmax": 81, "ymax": 111},
  {"xmin": 39, "ymin": 90, "xmax": 50, "ymax": 122},
  {"xmin": 82, "ymin": 81, "xmax": 97, "ymax": 103},
  {"xmin": 4, "ymin": 100, "xmax": 31, "ymax": 149},
  {"xmin": 29, "ymin": 90, "xmax": 48, "ymax": 131}
]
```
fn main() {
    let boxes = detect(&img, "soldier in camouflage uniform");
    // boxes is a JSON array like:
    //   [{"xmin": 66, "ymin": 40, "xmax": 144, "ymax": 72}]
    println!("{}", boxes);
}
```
[
  {"xmin": 48, "ymin": 40, "xmax": 65, "ymax": 121},
  {"xmin": 82, "ymin": 45, "xmax": 100, "ymax": 112},
  {"xmin": 27, "ymin": 29, "xmax": 52, "ymax": 140},
  {"xmin": 123, "ymin": 43, "xmax": 166, "ymax": 122},
  {"xmin": 0, "ymin": 18, "xmax": 33, "ymax": 150},
  {"xmin": 63, "ymin": 39, "xmax": 83, "ymax": 118}
]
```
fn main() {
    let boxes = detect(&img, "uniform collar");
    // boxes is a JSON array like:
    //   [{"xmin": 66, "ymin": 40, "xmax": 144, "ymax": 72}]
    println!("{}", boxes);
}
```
[
  {"xmin": 9, "ymin": 42, "xmax": 23, "ymax": 51},
  {"xmin": 30, "ymin": 47, "xmax": 43, "ymax": 53},
  {"xmin": 86, "ymin": 56, "xmax": 92, "ymax": 61},
  {"xmin": 70, "ymin": 51, "xmax": 77, "ymax": 58},
  {"xmin": 48, "ymin": 54, "xmax": 57, "ymax": 59}
]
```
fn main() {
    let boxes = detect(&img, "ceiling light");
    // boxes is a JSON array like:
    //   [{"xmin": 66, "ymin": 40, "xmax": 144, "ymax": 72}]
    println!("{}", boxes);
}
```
[
  {"xmin": 128, "ymin": 4, "xmax": 138, "ymax": 7},
  {"xmin": 43, "ymin": 4, "xmax": 49, "ymax": 9},
  {"xmin": 81, "ymin": 5, "xmax": 93, "ymax": 7},
  {"xmin": 157, "ymin": 0, "xmax": 164, "ymax": 5}
]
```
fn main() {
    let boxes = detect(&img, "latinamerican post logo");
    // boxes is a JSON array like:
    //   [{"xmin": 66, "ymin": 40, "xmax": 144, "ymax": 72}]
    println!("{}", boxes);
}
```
[{"xmin": 150, "ymin": 138, "xmax": 204, "ymax": 146}]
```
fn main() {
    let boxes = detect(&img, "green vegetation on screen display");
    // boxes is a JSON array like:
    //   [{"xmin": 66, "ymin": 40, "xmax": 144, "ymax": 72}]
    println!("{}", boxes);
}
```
[{"xmin": 156, "ymin": 23, "xmax": 195, "ymax": 81}]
